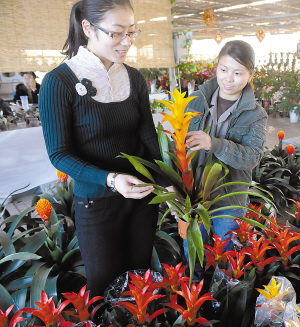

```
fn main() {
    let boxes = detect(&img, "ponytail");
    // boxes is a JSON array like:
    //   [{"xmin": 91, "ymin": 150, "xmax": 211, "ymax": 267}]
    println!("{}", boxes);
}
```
[
  {"xmin": 61, "ymin": 1, "xmax": 88, "ymax": 59},
  {"xmin": 62, "ymin": 0, "xmax": 133, "ymax": 59}
]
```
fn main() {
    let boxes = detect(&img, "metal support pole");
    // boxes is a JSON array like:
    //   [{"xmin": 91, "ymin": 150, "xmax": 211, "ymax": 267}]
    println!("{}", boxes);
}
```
[{"xmin": 168, "ymin": 67, "xmax": 176, "ymax": 95}]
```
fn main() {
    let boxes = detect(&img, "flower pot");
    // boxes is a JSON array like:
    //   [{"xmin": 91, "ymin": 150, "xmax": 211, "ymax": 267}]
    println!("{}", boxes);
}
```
[
  {"xmin": 263, "ymin": 100, "xmax": 271, "ymax": 109},
  {"xmin": 187, "ymin": 80, "xmax": 195, "ymax": 95},
  {"xmin": 30, "ymin": 120, "xmax": 40, "ymax": 127},
  {"xmin": 150, "ymin": 79, "xmax": 156, "ymax": 94},
  {"xmin": 0, "ymin": 123, "xmax": 8, "ymax": 131},
  {"xmin": 16, "ymin": 121, "xmax": 26, "ymax": 129},
  {"xmin": 290, "ymin": 108, "xmax": 299, "ymax": 123},
  {"xmin": 178, "ymin": 217, "xmax": 201, "ymax": 239}
]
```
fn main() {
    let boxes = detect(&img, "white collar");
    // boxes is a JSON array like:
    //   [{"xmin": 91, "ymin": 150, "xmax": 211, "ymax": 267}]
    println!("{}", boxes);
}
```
[{"xmin": 75, "ymin": 46, "xmax": 121, "ymax": 73}]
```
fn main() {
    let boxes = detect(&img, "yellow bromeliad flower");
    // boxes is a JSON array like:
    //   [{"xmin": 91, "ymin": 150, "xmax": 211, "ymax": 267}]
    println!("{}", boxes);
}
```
[
  {"xmin": 256, "ymin": 277, "xmax": 281, "ymax": 300},
  {"xmin": 36, "ymin": 199, "xmax": 52, "ymax": 222},
  {"xmin": 256, "ymin": 277, "xmax": 293, "ymax": 301},
  {"xmin": 157, "ymin": 89, "xmax": 200, "ymax": 191},
  {"xmin": 57, "ymin": 170, "xmax": 68, "ymax": 183}
]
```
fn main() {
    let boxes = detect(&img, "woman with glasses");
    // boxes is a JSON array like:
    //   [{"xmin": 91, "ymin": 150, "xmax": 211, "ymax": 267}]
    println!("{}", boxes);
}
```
[{"xmin": 39, "ymin": 0, "xmax": 166, "ymax": 297}]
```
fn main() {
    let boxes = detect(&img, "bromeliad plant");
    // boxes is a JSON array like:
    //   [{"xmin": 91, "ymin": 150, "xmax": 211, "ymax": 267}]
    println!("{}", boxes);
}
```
[{"xmin": 120, "ymin": 88, "xmax": 274, "ymax": 280}]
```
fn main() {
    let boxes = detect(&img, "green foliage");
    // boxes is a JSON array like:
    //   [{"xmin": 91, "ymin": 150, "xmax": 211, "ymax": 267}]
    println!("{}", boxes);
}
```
[
  {"xmin": 277, "ymin": 69, "xmax": 300, "ymax": 115},
  {"xmin": 0, "ymin": 180, "xmax": 85, "ymax": 314},
  {"xmin": 251, "ymin": 144, "xmax": 300, "ymax": 207}
]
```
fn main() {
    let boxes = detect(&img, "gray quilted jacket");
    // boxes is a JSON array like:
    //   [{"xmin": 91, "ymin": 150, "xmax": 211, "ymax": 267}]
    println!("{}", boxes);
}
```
[{"xmin": 187, "ymin": 76, "xmax": 268, "ymax": 205}]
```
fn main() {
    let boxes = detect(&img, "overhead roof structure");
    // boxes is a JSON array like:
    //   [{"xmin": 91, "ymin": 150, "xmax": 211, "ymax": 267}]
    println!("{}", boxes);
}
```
[{"xmin": 172, "ymin": 0, "xmax": 300, "ymax": 39}]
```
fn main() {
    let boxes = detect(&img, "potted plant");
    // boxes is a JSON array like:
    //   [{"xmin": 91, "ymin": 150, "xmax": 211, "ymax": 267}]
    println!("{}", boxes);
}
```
[
  {"xmin": 120, "ymin": 89, "xmax": 275, "ymax": 279},
  {"xmin": 177, "ymin": 61, "xmax": 198, "ymax": 95},
  {"xmin": 139, "ymin": 68, "xmax": 162, "ymax": 94},
  {"xmin": 277, "ymin": 69, "xmax": 300, "ymax": 123}
]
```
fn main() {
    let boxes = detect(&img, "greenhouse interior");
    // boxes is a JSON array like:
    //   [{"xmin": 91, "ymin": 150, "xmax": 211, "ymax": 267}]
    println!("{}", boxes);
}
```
[{"xmin": 1, "ymin": 0, "xmax": 300, "ymax": 326}]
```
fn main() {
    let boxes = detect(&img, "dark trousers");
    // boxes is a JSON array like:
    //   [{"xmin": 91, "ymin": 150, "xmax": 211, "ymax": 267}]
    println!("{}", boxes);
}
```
[{"xmin": 74, "ymin": 194, "xmax": 158, "ymax": 297}]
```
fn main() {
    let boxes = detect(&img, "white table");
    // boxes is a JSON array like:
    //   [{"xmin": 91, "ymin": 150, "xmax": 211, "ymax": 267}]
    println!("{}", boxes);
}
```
[
  {"xmin": 0, "ymin": 113, "xmax": 174, "ymax": 202},
  {"xmin": 0, "ymin": 127, "xmax": 57, "ymax": 201}
]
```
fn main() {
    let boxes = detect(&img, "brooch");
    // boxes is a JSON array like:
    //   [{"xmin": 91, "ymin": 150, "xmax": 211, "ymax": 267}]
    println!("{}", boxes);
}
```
[{"xmin": 75, "ymin": 78, "xmax": 97, "ymax": 97}]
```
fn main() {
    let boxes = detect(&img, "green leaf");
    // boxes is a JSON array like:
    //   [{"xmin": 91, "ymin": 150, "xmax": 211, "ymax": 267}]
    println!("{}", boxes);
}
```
[
  {"xmin": 203, "ymin": 163, "xmax": 223, "ymax": 201},
  {"xmin": 1, "ymin": 231, "xmax": 47, "ymax": 278},
  {"xmin": 0, "ymin": 230, "xmax": 16, "ymax": 256},
  {"xmin": 157, "ymin": 122, "xmax": 173, "ymax": 167},
  {"xmin": 149, "ymin": 192, "xmax": 179, "ymax": 204},
  {"xmin": 60, "ymin": 248, "xmax": 82, "ymax": 270},
  {"xmin": 12, "ymin": 288, "xmax": 27, "ymax": 311},
  {"xmin": 0, "ymin": 283, "xmax": 18, "ymax": 312},
  {"xmin": 30, "ymin": 265, "xmax": 53, "ymax": 309},
  {"xmin": 185, "ymin": 195, "xmax": 191, "ymax": 215},
  {"xmin": 120, "ymin": 153, "xmax": 155, "ymax": 183},
  {"xmin": 155, "ymin": 160, "xmax": 186, "ymax": 191},
  {"xmin": 186, "ymin": 222, "xmax": 196, "ymax": 283},
  {"xmin": 0, "ymin": 184, "xmax": 30, "ymax": 209},
  {"xmin": 190, "ymin": 218, "xmax": 204, "ymax": 267},
  {"xmin": 194, "ymin": 203, "xmax": 210, "ymax": 233},
  {"xmin": 155, "ymin": 230, "xmax": 181, "ymax": 255},
  {"xmin": 0, "ymin": 252, "xmax": 41, "ymax": 265},
  {"xmin": 45, "ymin": 275, "xmax": 59, "ymax": 305},
  {"xmin": 6, "ymin": 276, "xmax": 34, "ymax": 291},
  {"xmin": 151, "ymin": 247, "xmax": 162, "ymax": 273},
  {"xmin": 7, "ymin": 206, "xmax": 36, "ymax": 237}
]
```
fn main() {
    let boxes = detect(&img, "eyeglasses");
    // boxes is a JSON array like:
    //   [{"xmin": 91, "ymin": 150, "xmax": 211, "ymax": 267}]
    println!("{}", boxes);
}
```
[{"xmin": 90, "ymin": 22, "xmax": 141, "ymax": 41}]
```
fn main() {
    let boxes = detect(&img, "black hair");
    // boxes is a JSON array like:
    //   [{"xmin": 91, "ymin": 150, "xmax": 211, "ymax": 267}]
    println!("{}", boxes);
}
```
[
  {"xmin": 62, "ymin": 0, "xmax": 133, "ymax": 59},
  {"xmin": 21, "ymin": 72, "xmax": 37, "ymax": 79},
  {"xmin": 218, "ymin": 40, "xmax": 255, "ymax": 73}
]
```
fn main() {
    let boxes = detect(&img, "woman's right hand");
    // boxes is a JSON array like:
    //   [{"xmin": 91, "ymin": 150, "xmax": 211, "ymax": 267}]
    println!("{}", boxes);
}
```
[{"xmin": 107, "ymin": 173, "xmax": 154, "ymax": 199}]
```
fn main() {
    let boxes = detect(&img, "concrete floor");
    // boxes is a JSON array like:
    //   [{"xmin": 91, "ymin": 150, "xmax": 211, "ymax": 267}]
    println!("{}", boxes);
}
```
[{"xmin": 2, "ymin": 115, "xmax": 300, "ymax": 217}]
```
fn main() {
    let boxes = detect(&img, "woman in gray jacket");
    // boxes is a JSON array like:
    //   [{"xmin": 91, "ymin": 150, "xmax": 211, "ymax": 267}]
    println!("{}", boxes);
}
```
[{"xmin": 185, "ymin": 40, "xmax": 267, "ymax": 253}]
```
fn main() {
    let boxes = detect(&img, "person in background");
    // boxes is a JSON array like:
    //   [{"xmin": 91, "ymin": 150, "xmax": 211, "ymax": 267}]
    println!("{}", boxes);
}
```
[
  {"xmin": 0, "ymin": 98, "xmax": 13, "ymax": 116},
  {"xmin": 13, "ymin": 72, "xmax": 40, "ymax": 104},
  {"xmin": 39, "ymin": 0, "xmax": 167, "ymax": 297},
  {"xmin": 185, "ymin": 40, "xmax": 267, "ymax": 259}
]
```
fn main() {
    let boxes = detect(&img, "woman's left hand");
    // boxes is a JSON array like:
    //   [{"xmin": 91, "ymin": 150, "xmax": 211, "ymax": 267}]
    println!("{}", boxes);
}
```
[{"xmin": 186, "ymin": 130, "xmax": 211, "ymax": 151}]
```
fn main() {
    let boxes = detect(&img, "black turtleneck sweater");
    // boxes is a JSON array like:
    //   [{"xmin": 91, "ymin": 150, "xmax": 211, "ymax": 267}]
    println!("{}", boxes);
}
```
[{"xmin": 39, "ymin": 63, "xmax": 165, "ymax": 198}]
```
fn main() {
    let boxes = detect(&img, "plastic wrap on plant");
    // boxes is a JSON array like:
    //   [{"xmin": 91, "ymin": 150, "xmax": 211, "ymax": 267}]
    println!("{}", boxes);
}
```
[
  {"xmin": 103, "ymin": 269, "xmax": 163, "ymax": 305},
  {"xmin": 255, "ymin": 276, "xmax": 296, "ymax": 327},
  {"xmin": 283, "ymin": 302, "xmax": 300, "ymax": 327},
  {"xmin": 208, "ymin": 266, "xmax": 255, "ymax": 326}
]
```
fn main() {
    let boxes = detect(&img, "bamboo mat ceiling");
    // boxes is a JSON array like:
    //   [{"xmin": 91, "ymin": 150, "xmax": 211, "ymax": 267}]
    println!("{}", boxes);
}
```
[
  {"xmin": 173, "ymin": 0, "xmax": 300, "ymax": 39},
  {"xmin": 0, "ymin": 0, "xmax": 174, "ymax": 73}
]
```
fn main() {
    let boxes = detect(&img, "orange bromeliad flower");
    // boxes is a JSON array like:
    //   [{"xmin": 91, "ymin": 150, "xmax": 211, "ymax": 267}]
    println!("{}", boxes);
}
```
[
  {"xmin": 277, "ymin": 131, "xmax": 284, "ymax": 140},
  {"xmin": 57, "ymin": 170, "xmax": 68, "ymax": 183},
  {"xmin": 36, "ymin": 199, "xmax": 52, "ymax": 222},
  {"xmin": 157, "ymin": 89, "xmax": 200, "ymax": 191},
  {"xmin": 286, "ymin": 144, "xmax": 294, "ymax": 155}
]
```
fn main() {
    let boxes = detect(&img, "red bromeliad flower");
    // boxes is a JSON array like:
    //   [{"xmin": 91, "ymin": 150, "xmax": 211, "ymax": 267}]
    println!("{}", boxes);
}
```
[
  {"xmin": 203, "ymin": 234, "xmax": 232, "ymax": 270},
  {"xmin": 62, "ymin": 285, "xmax": 103, "ymax": 322},
  {"xmin": 286, "ymin": 144, "xmax": 295, "ymax": 155},
  {"xmin": 116, "ymin": 270, "xmax": 166, "ymax": 325},
  {"xmin": 166, "ymin": 280, "xmax": 214, "ymax": 326},
  {"xmin": 263, "ymin": 216, "xmax": 284, "ymax": 240},
  {"xmin": 226, "ymin": 219, "xmax": 258, "ymax": 244},
  {"xmin": 243, "ymin": 235, "xmax": 279, "ymax": 273},
  {"xmin": 21, "ymin": 290, "xmax": 71, "ymax": 327},
  {"xmin": 35, "ymin": 199, "xmax": 52, "ymax": 222},
  {"xmin": 57, "ymin": 170, "xmax": 68, "ymax": 183},
  {"xmin": 278, "ymin": 131, "xmax": 285, "ymax": 140},
  {"xmin": 246, "ymin": 203, "xmax": 265, "ymax": 223},
  {"xmin": 223, "ymin": 249, "xmax": 252, "ymax": 280},
  {"xmin": 122, "ymin": 269, "xmax": 160, "ymax": 296},
  {"xmin": 0, "ymin": 305, "xmax": 26, "ymax": 327},
  {"xmin": 157, "ymin": 263, "xmax": 190, "ymax": 303},
  {"xmin": 288, "ymin": 197, "xmax": 300, "ymax": 224},
  {"xmin": 270, "ymin": 227, "xmax": 300, "ymax": 268}
]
